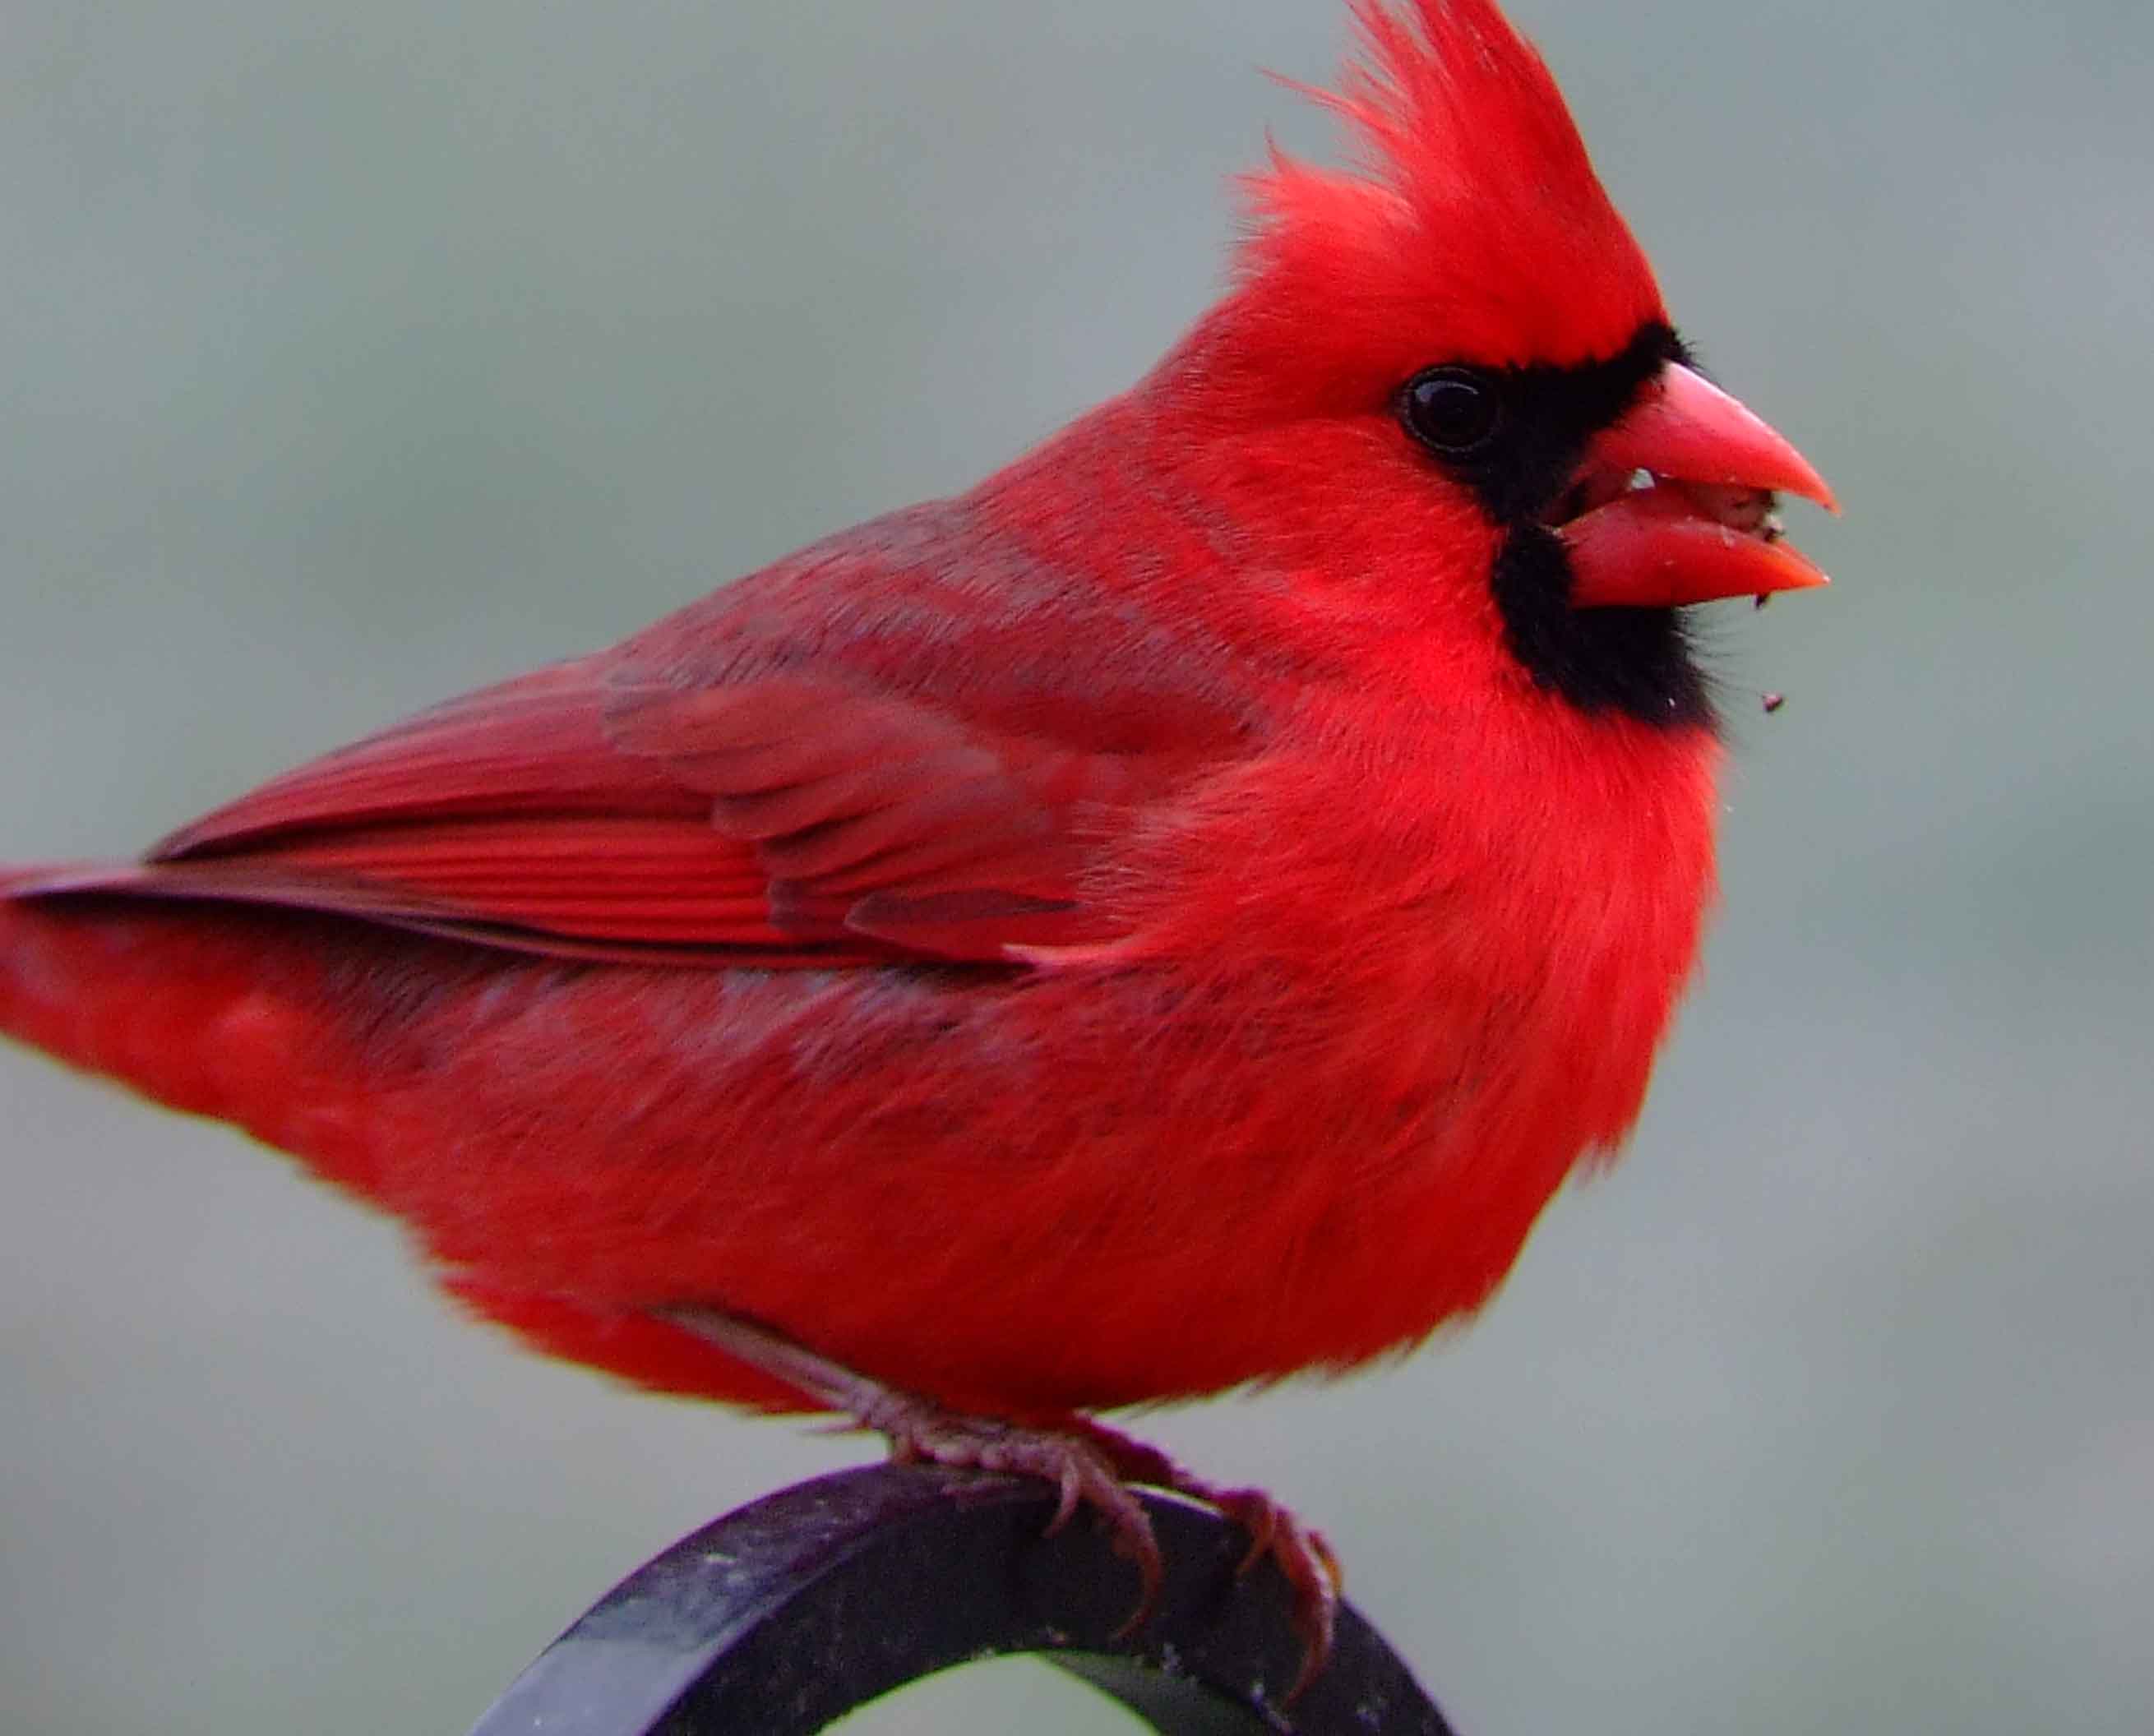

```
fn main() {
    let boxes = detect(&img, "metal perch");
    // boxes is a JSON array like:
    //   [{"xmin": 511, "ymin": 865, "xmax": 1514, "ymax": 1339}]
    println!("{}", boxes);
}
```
[{"xmin": 469, "ymin": 1463, "xmax": 1455, "ymax": 1734}]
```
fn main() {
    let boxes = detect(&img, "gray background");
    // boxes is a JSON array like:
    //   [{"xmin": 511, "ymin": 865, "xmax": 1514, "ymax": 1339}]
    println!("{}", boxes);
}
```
[{"xmin": 2, "ymin": 2, "xmax": 2148, "ymax": 1731}]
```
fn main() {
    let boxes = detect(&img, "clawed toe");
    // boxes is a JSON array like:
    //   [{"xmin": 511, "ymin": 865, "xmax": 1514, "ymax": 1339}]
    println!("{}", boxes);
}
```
[
  {"xmin": 867, "ymin": 1400, "xmax": 1169, "ymax": 1632},
  {"xmin": 1039, "ymin": 1415, "xmax": 1344, "ymax": 1697},
  {"xmin": 668, "ymin": 1314, "xmax": 1340, "ymax": 1697}
]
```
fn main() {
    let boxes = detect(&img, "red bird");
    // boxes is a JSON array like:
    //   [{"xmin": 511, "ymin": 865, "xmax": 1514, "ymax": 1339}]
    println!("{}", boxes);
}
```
[{"xmin": 0, "ymin": 0, "xmax": 1832, "ymax": 1678}]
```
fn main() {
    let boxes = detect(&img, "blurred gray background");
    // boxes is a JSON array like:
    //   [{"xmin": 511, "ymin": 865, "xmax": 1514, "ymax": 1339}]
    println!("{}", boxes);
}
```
[{"xmin": 2, "ymin": 2, "xmax": 2148, "ymax": 1731}]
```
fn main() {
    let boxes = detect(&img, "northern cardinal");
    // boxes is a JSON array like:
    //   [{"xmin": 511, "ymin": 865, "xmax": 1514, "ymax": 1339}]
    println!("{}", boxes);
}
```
[{"xmin": 0, "ymin": 0, "xmax": 1832, "ymax": 1683}]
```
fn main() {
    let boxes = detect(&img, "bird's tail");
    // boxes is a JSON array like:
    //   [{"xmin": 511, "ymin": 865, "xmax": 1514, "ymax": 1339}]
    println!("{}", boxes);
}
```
[
  {"xmin": 0, "ymin": 869, "xmax": 339, "ymax": 1147},
  {"xmin": 1, "ymin": 869, "xmax": 813, "ymax": 1410}
]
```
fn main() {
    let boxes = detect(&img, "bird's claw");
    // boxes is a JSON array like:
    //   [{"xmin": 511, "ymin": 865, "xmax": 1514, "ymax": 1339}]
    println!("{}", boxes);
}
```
[
  {"xmin": 673, "ymin": 1318, "xmax": 1289, "ymax": 1656},
  {"xmin": 861, "ymin": 1397, "xmax": 1168, "ymax": 1632},
  {"xmin": 1171, "ymin": 1478, "xmax": 1341, "ymax": 1700},
  {"xmin": 1069, "ymin": 1419, "xmax": 1341, "ymax": 1700}
]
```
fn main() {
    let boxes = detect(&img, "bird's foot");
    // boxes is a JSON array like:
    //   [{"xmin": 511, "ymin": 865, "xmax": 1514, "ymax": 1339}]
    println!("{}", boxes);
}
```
[
  {"xmin": 1192, "ymin": 1484, "xmax": 1339, "ymax": 1697},
  {"xmin": 658, "ymin": 1306, "xmax": 1337, "ymax": 1692},
  {"xmin": 1065, "ymin": 1417, "xmax": 1341, "ymax": 1699},
  {"xmin": 847, "ymin": 1387, "xmax": 1167, "ymax": 1633}
]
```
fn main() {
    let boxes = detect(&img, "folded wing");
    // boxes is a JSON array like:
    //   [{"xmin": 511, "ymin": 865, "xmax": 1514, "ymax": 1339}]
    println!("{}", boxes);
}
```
[{"xmin": 29, "ymin": 656, "xmax": 1194, "ymax": 967}]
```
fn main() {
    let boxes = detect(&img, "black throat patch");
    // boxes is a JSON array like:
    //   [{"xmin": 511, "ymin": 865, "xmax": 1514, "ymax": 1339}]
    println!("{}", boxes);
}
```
[
  {"xmin": 1431, "ymin": 322, "xmax": 1714, "ymax": 732},
  {"xmin": 1491, "ymin": 525, "xmax": 1711, "ymax": 728}
]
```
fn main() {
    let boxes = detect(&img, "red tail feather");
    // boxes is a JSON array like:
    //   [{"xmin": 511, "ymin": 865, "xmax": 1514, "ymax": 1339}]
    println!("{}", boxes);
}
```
[{"xmin": 0, "ymin": 887, "xmax": 367, "ymax": 1178}]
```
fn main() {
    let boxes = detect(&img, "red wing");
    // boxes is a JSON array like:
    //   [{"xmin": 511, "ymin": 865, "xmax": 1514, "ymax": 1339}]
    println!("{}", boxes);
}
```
[
  {"xmin": 88, "ymin": 659, "xmax": 1160, "ymax": 967},
  {"xmin": 156, "ymin": 659, "xmax": 700, "ymax": 848}
]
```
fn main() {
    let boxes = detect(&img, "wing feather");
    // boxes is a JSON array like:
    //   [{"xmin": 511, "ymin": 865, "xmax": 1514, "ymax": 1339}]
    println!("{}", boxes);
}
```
[
  {"xmin": 68, "ymin": 660, "xmax": 1169, "ymax": 965},
  {"xmin": 49, "ymin": 503, "xmax": 1260, "ymax": 965}
]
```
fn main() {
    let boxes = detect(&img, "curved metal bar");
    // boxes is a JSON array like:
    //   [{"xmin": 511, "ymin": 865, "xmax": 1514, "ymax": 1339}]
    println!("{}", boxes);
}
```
[{"xmin": 469, "ymin": 1463, "xmax": 1455, "ymax": 1734}]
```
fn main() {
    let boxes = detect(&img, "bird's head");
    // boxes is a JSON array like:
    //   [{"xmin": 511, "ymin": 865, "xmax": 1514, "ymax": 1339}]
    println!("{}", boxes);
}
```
[{"xmin": 1153, "ymin": 0, "xmax": 1836, "ymax": 730}]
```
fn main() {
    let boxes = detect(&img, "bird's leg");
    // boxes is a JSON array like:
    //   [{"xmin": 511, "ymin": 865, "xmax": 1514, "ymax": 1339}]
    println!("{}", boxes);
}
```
[
  {"xmin": 658, "ymin": 1308, "xmax": 1165, "ymax": 1628},
  {"xmin": 659, "ymin": 1306, "xmax": 1339, "ymax": 1693}
]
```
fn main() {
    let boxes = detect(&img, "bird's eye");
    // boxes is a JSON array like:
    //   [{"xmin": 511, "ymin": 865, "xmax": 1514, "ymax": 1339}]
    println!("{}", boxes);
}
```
[{"xmin": 1401, "ymin": 367, "xmax": 1502, "ymax": 457}]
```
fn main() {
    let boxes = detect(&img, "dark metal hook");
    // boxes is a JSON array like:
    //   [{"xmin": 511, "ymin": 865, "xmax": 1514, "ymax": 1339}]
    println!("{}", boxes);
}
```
[{"xmin": 469, "ymin": 1463, "xmax": 1456, "ymax": 1734}]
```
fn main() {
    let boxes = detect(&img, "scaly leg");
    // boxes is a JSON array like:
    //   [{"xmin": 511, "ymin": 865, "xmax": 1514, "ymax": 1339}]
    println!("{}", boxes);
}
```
[{"xmin": 660, "ymin": 1307, "xmax": 1339, "ymax": 1693}]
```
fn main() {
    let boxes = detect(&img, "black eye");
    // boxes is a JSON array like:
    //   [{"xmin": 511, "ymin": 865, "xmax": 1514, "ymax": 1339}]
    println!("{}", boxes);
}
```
[{"xmin": 1401, "ymin": 367, "xmax": 1503, "ymax": 457}]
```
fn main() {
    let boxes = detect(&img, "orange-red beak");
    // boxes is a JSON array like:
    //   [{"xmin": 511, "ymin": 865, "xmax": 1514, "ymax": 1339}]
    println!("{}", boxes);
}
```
[{"xmin": 1559, "ymin": 362, "xmax": 1837, "ymax": 609}]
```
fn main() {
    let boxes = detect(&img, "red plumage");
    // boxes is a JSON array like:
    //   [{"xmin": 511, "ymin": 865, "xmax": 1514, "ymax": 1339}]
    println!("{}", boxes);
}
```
[{"xmin": 0, "ymin": 0, "xmax": 1830, "ymax": 1580}]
